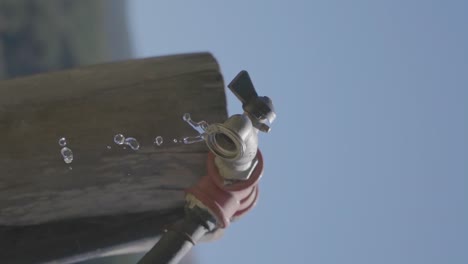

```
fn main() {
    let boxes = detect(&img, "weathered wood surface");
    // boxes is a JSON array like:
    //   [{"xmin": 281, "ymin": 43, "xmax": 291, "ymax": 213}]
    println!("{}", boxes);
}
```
[
  {"xmin": 0, "ymin": 210, "xmax": 182, "ymax": 264},
  {"xmin": 0, "ymin": 52, "xmax": 227, "ymax": 263}
]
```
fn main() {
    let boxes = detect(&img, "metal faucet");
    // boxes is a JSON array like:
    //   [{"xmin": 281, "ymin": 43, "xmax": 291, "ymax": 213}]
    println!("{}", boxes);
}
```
[
  {"xmin": 205, "ymin": 70, "xmax": 275, "ymax": 181},
  {"xmin": 138, "ymin": 71, "xmax": 276, "ymax": 264}
]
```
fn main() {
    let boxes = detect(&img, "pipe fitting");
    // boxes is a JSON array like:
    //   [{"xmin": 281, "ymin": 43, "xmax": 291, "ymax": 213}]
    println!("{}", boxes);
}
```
[
  {"xmin": 204, "ymin": 113, "xmax": 259, "ymax": 181},
  {"xmin": 185, "ymin": 150, "xmax": 263, "ymax": 228}
]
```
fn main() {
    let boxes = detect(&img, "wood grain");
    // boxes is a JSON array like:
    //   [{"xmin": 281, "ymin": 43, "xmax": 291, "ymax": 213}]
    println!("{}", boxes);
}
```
[{"xmin": 0, "ymin": 52, "xmax": 227, "ymax": 263}]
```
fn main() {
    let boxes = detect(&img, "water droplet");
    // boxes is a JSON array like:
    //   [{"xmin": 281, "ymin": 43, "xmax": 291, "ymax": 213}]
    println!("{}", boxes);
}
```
[
  {"xmin": 154, "ymin": 136, "xmax": 163, "ymax": 146},
  {"xmin": 173, "ymin": 139, "xmax": 179, "ymax": 143},
  {"xmin": 69, "ymin": 166, "xmax": 73, "ymax": 170},
  {"xmin": 183, "ymin": 135, "xmax": 204, "ymax": 144},
  {"xmin": 183, "ymin": 113, "xmax": 191, "ymax": 122},
  {"xmin": 114, "ymin": 134, "xmax": 125, "ymax": 145},
  {"xmin": 106, "ymin": 146, "xmax": 112, "ymax": 149},
  {"xmin": 124, "ymin": 137, "xmax": 140, "ymax": 150},
  {"xmin": 182, "ymin": 113, "xmax": 208, "ymax": 134},
  {"xmin": 58, "ymin": 137, "xmax": 67, "ymax": 147},
  {"xmin": 181, "ymin": 113, "xmax": 210, "ymax": 145},
  {"xmin": 61, "ymin": 147, "xmax": 73, "ymax": 164}
]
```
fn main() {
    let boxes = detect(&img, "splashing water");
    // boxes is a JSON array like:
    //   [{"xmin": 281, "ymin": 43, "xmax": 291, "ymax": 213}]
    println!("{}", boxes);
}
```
[
  {"xmin": 107, "ymin": 146, "xmax": 112, "ymax": 149},
  {"xmin": 182, "ymin": 113, "xmax": 208, "ymax": 134},
  {"xmin": 61, "ymin": 147, "xmax": 73, "ymax": 164},
  {"xmin": 124, "ymin": 137, "xmax": 140, "ymax": 150},
  {"xmin": 114, "ymin": 134, "xmax": 125, "ymax": 145},
  {"xmin": 154, "ymin": 136, "xmax": 163, "ymax": 146},
  {"xmin": 183, "ymin": 136, "xmax": 204, "ymax": 144},
  {"xmin": 182, "ymin": 113, "xmax": 209, "ymax": 144},
  {"xmin": 58, "ymin": 137, "xmax": 67, "ymax": 147},
  {"xmin": 114, "ymin": 133, "xmax": 139, "ymax": 150}
]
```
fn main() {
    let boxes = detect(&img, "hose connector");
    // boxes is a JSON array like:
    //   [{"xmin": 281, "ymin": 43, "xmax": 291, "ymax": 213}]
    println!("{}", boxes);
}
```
[{"xmin": 185, "ymin": 150, "xmax": 263, "ymax": 228}]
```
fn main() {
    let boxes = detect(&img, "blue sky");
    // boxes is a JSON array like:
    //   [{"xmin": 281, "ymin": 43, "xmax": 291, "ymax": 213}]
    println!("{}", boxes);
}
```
[{"xmin": 128, "ymin": 1, "xmax": 468, "ymax": 263}]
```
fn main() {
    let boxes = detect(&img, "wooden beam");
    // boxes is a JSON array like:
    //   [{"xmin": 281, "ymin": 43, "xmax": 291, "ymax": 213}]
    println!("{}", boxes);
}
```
[
  {"xmin": 0, "ymin": 52, "xmax": 227, "ymax": 263},
  {"xmin": 0, "ymin": 210, "xmax": 182, "ymax": 264}
]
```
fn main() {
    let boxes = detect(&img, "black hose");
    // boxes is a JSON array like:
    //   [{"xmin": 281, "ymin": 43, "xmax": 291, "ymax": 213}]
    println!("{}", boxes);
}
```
[{"xmin": 137, "ymin": 206, "xmax": 216, "ymax": 264}]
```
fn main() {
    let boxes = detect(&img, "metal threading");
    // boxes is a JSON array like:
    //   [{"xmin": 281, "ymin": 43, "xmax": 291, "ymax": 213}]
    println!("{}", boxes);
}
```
[{"xmin": 205, "ymin": 124, "xmax": 244, "ymax": 160}]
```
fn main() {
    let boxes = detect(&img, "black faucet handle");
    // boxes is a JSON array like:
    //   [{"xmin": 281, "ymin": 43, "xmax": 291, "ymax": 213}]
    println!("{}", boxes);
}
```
[
  {"xmin": 228, "ymin": 71, "xmax": 276, "ymax": 133},
  {"xmin": 228, "ymin": 70, "xmax": 258, "ymax": 104}
]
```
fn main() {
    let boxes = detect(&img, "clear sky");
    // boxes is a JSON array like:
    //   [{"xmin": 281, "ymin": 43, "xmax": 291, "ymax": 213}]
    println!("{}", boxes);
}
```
[{"xmin": 127, "ymin": 1, "xmax": 468, "ymax": 263}]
